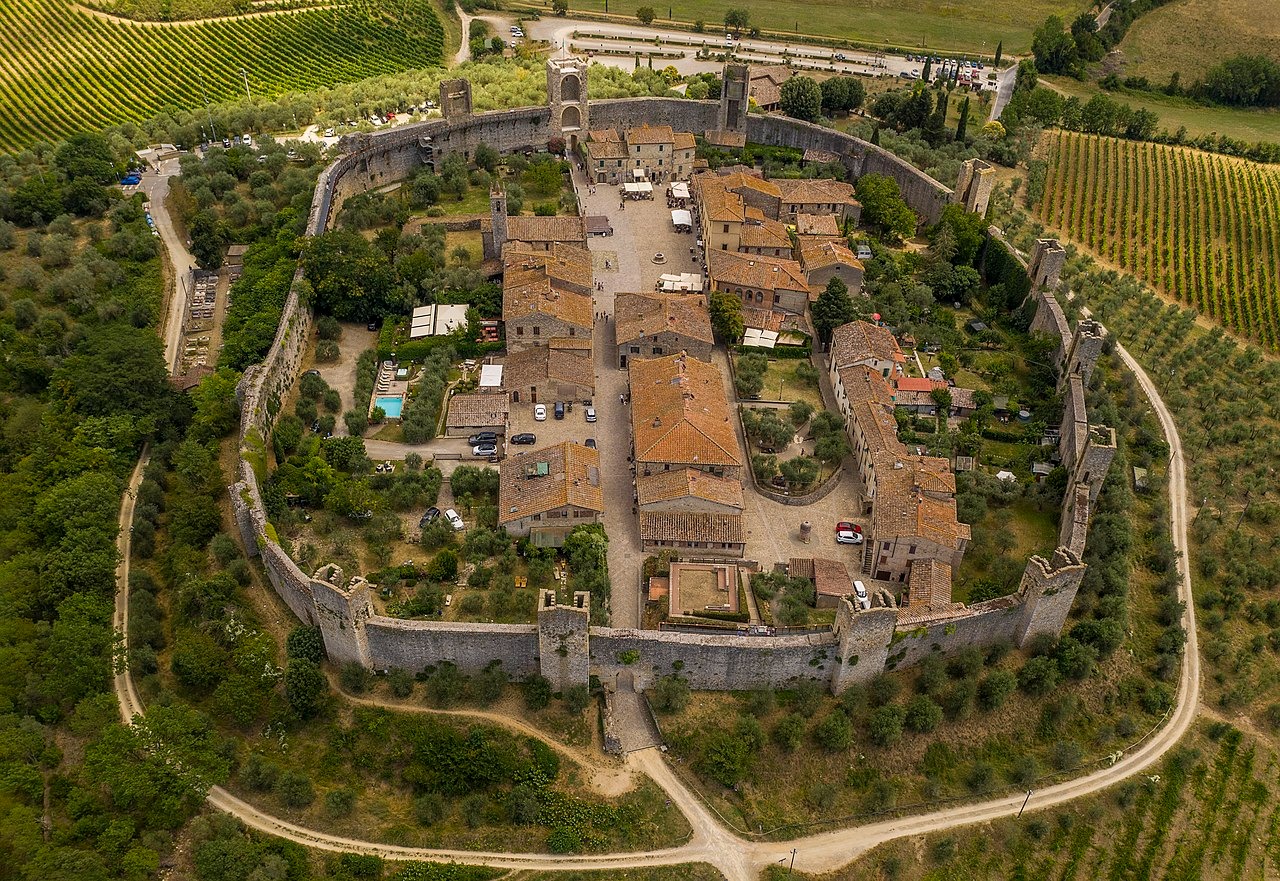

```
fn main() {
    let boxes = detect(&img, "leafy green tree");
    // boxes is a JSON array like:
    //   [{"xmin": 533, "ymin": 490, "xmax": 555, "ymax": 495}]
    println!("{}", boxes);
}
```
[
  {"xmin": 724, "ymin": 7, "xmax": 749, "ymax": 34},
  {"xmin": 301, "ymin": 229, "xmax": 399, "ymax": 322},
  {"xmin": 905, "ymin": 695, "xmax": 943, "ymax": 733},
  {"xmin": 855, "ymin": 174, "xmax": 917, "ymax": 241},
  {"xmin": 813, "ymin": 710, "xmax": 853, "ymax": 751},
  {"xmin": 651, "ymin": 674, "xmax": 690, "ymax": 713},
  {"xmin": 55, "ymin": 132, "xmax": 116, "ymax": 182},
  {"xmin": 772, "ymin": 713, "xmax": 805, "ymax": 751},
  {"xmin": 812, "ymin": 277, "xmax": 858, "ymax": 344},
  {"xmin": 699, "ymin": 730, "xmax": 751, "ymax": 785},
  {"xmin": 635, "ymin": 5, "xmax": 655, "ymax": 23},
  {"xmin": 563, "ymin": 684, "xmax": 591, "ymax": 714},
  {"xmin": 868, "ymin": 704, "xmax": 905, "ymax": 747},
  {"xmin": 284, "ymin": 658, "xmax": 328, "ymax": 718},
  {"xmin": 977, "ymin": 669, "xmax": 1017, "ymax": 710},
  {"xmin": 780, "ymin": 76, "xmax": 823, "ymax": 122},
  {"xmin": 1017, "ymin": 655, "xmax": 1061, "ymax": 696},
  {"xmin": 779, "ymin": 455, "xmax": 820, "ymax": 490},
  {"xmin": 522, "ymin": 674, "xmax": 552, "ymax": 710},
  {"xmin": 1032, "ymin": 15, "xmax": 1080, "ymax": 75},
  {"xmin": 709, "ymin": 289, "xmax": 744, "ymax": 342}
]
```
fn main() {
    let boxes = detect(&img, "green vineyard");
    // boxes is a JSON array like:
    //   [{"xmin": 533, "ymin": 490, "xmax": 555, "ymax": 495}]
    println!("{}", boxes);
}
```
[
  {"xmin": 1037, "ymin": 130, "xmax": 1280, "ymax": 350},
  {"xmin": 0, "ymin": 0, "xmax": 445, "ymax": 153}
]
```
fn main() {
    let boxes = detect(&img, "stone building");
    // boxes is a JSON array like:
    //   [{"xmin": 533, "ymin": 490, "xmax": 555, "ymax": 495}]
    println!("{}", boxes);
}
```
[
  {"xmin": 614, "ymin": 292, "xmax": 714, "ymax": 367},
  {"xmin": 800, "ymin": 241, "xmax": 865, "ymax": 296},
  {"xmin": 955, "ymin": 157, "xmax": 994, "ymax": 216},
  {"xmin": 584, "ymin": 125, "xmax": 696, "ymax": 184},
  {"xmin": 445, "ymin": 393, "xmax": 509, "ymax": 437},
  {"xmin": 638, "ymin": 511, "xmax": 746, "ymax": 557},
  {"xmin": 637, "ymin": 467, "xmax": 744, "ymax": 514},
  {"xmin": 630, "ymin": 352, "xmax": 742, "ymax": 479},
  {"xmin": 547, "ymin": 52, "xmax": 589, "ymax": 145},
  {"xmin": 503, "ymin": 269, "xmax": 592, "ymax": 350},
  {"xmin": 774, "ymin": 177, "xmax": 861, "ymax": 225},
  {"xmin": 502, "ymin": 344, "xmax": 594, "ymax": 404},
  {"xmin": 707, "ymin": 249, "xmax": 809, "ymax": 315},
  {"xmin": 828, "ymin": 319, "xmax": 905, "ymax": 378},
  {"xmin": 499, "ymin": 441, "xmax": 604, "ymax": 544}
]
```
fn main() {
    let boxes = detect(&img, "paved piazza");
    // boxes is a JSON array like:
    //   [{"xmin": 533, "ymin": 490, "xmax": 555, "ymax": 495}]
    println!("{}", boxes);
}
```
[{"xmin": 570, "ymin": 168, "xmax": 871, "ymax": 628}]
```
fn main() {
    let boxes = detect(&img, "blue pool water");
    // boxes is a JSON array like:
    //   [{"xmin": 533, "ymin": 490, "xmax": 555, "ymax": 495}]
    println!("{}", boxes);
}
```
[{"xmin": 375, "ymin": 395, "xmax": 404, "ymax": 419}]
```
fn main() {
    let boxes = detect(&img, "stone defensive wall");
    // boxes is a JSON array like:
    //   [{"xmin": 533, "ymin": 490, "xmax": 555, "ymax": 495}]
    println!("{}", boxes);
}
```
[{"xmin": 228, "ymin": 86, "xmax": 1102, "ymax": 697}]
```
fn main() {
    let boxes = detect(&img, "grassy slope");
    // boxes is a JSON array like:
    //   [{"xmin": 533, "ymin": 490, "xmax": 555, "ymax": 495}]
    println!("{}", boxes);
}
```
[
  {"xmin": 1115, "ymin": 0, "xmax": 1280, "ymax": 84},
  {"xmin": 518, "ymin": 0, "xmax": 1085, "ymax": 55},
  {"xmin": 1041, "ymin": 75, "xmax": 1280, "ymax": 144}
]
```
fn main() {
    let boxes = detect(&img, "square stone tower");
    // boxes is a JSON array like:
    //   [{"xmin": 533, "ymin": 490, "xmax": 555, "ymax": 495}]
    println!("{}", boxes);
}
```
[
  {"xmin": 830, "ymin": 598, "xmax": 897, "ymax": 694},
  {"xmin": 547, "ymin": 53, "xmax": 589, "ymax": 143},
  {"xmin": 954, "ymin": 158, "xmax": 994, "ymax": 216},
  {"xmin": 309, "ymin": 564, "xmax": 374, "ymax": 666},
  {"xmin": 717, "ymin": 64, "xmax": 750, "ymax": 134},
  {"xmin": 1063, "ymin": 318, "xmax": 1106, "ymax": 388},
  {"xmin": 1028, "ymin": 238, "xmax": 1066, "ymax": 291},
  {"xmin": 486, "ymin": 184, "xmax": 508, "ymax": 260},
  {"xmin": 1015, "ymin": 548, "xmax": 1088, "ymax": 646},
  {"xmin": 537, "ymin": 590, "xmax": 591, "ymax": 692},
  {"xmin": 440, "ymin": 77, "xmax": 472, "ymax": 119}
]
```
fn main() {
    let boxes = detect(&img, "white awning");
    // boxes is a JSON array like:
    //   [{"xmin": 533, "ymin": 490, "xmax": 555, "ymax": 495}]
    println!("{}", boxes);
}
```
[
  {"xmin": 742, "ymin": 329, "xmax": 779, "ymax": 348},
  {"xmin": 658, "ymin": 272, "xmax": 702, "ymax": 292},
  {"xmin": 624, "ymin": 181, "xmax": 653, "ymax": 193},
  {"xmin": 671, "ymin": 209, "xmax": 692, "ymax": 227},
  {"xmin": 479, "ymin": 364, "xmax": 503, "ymax": 388},
  {"xmin": 631, "ymin": 168, "xmax": 647, "ymax": 179},
  {"xmin": 670, "ymin": 181, "xmax": 690, "ymax": 199}
]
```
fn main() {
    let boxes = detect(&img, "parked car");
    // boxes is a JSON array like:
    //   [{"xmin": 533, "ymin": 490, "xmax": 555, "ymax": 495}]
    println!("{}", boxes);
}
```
[
  {"xmin": 472, "ymin": 442, "xmax": 498, "ymax": 456},
  {"xmin": 854, "ymin": 579, "xmax": 871, "ymax": 610},
  {"xmin": 584, "ymin": 406, "xmax": 596, "ymax": 423},
  {"xmin": 511, "ymin": 432, "xmax": 537, "ymax": 445},
  {"xmin": 419, "ymin": 506, "xmax": 440, "ymax": 527},
  {"xmin": 554, "ymin": 401, "xmax": 565, "ymax": 420},
  {"xmin": 534, "ymin": 404, "xmax": 547, "ymax": 421},
  {"xmin": 468, "ymin": 432, "xmax": 498, "ymax": 446},
  {"xmin": 584, "ymin": 438, "xmax": 597, "ymax": 449},
  {"xmin": 444, "ymin": 508, "xmax": 465, "ymax": 531},
  {"xmin": 835, "ymin": 521, "xmax": 864, "ymax": 545},
  {"xmin": 324, "ymin": 127, "xmax": 336, "ymax": 138}
]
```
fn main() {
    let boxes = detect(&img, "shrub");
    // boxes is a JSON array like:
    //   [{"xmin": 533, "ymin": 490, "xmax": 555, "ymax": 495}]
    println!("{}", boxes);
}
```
[
  {"xmin": 651, "ymin": 674, "xmax": 691, "ymax": 714},
  {"xmin": 241, "ymin": 753, "xmax": 280, "ymax": 791},
  {"xmin": 340, "ymin": 662, "xmax": 371, "ymax": 694},
  {"xmin": 563, "ymin": 684, "xmax": 591, "ymax": 715},
  {"xmin": 813, "ymin": 710, "xmax": 854, "ymax": 751},
  {"xmin": 1018, "ymin": 656, "xmax": 1061, "ymax": 696},
  {"xmin": 904, "ymin": 695, "xmax": 943, "ymax": 733},
  {"xmin": 522, "ymin": 674, "xmax": 552, "ymax": 710},
  {"xmin": 773, "ymin": 714, "xmax": 805, "ymax": 751},
  {"xmin": 275, "ymin": 770, "xmax": 315, "ymax": 807},
  {"xmin": 1052, "ymin": 739, "xmax": 1083, "ymax": 770},
  {"xmin": 414, "ymin": 792, "xmax": 446, "ymax": 825},
  {"xmin": 977, "ymin": 669, "xmax": 1017, "ymax": 710},
  {"xmin": 388, "ymin": 667, "xmax": 415, "ymax": 698},
  {"xmin": 325, "ymin": 787, "xmax": 356, "ymax": 817},
  {"xmin": 867, "ymin": 705, "xmax": 905, "ymax": 747}
]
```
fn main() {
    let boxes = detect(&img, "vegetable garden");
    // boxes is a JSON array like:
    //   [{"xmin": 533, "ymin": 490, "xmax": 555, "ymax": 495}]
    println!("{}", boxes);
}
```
[
  {"xmin": 1035, "ymin": 130, "xmax": 1280, "ymax": 350},
  {"xmin": 0, "ymin": 0, "xmax": 443, "ymax": 152}
]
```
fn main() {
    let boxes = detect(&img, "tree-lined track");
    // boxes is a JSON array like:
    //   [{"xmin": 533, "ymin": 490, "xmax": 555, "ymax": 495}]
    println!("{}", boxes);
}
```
[
  {"xmin": 0, "ymin": 0, "xmax": 443, "ymax": 152},
  {"xmin": 1037, "ymin": 130, "xmax": 1280, "ymax": 350}
]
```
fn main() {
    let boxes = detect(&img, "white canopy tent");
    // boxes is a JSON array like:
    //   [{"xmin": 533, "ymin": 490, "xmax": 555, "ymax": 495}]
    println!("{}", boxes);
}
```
[
  {"xmin": 670, "ymin": 208, "xmax": 692, "ymax": 230},
  {"xmin": 657, "ymin": 272, "xmax": 702, "ymax": 292},
  {"xmin": 742, "ymin": 328, "xmax": 779, "ymax": 348},
  {"xmin": 623, "ymin": 181, "xmax": 653, "ymax": 194},
  {"xmin": 670, "ymin": 181, "xmax": 690, "ymax": 199}
]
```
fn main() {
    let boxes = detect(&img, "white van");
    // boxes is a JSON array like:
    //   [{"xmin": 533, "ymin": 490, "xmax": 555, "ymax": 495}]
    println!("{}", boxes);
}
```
[{"xmin": 854, "ymin": 580, "xmax": 871, "ymax": 610}]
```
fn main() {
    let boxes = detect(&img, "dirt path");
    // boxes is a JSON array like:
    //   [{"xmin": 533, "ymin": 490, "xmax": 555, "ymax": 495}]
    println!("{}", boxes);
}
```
[{"xmin": 328, "ymin": 678, "xmax": 637, "ymax": 798}]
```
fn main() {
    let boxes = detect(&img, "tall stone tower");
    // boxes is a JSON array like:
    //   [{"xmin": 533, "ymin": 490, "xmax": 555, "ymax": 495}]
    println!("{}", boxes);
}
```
[
  {"xmin": 1015, "ymin": 548, "xmax": 1088, "ymax": 646},
  {"xmin": 1063, "ymin": 318, "xmax": 1106, "ymax": 388},
  {"xmin": 547, "ymin": 53, "xmax": 589, "ymax": 144},
  {"xmin": 717, "ymin": 63, "xmax": 750, "ymax": 134},
  {"xmin": 954, "ymin": 158, "xmax": 994, "ymax": 216},
  {"xmin": 1028, "ymin": 238, "xmax": 1066, "ymax": 291},
  {"xmin": 537, "ymin": 590, "xmax": 591, "ymax": 692},
  {"xmin": 309, "ymin": 564, "xmax": 374, "ymax": 666},
  {"xmin": 829, "ymin": 599, "xmax": 897, "ymax": 694},
  {"xmin": 439, "ymin": 77, "xmax": 472, "ymax": 119},
  {"xmin": 487, "ymin": 184, "xmax": 508, "ymax": 260}
]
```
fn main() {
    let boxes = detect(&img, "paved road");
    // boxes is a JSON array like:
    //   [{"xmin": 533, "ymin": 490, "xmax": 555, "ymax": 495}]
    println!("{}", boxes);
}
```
[
  {"xmin": 989, "ymin": 64, "xmax": 1018, "ymax": 122},
  {"xmin": 139, "ymin": 157, "xmax": 192, "ymax": 372}
]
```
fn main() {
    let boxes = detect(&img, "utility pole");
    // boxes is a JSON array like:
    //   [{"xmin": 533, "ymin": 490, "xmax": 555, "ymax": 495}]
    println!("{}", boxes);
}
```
[
  {"xmin": 1018, "ymin": 789, "xmax": 1032, "ymax": 818},
  {"xmin": 779, "ymin": 850, "xmax": 797, "ymax": 874},
  {"xmin": 240, "ymin": 67, "xmax": 251, "ymax": 101},
  {"xmin": 196, "ymin": 68, "xmax": 217, "ymax": 140}
]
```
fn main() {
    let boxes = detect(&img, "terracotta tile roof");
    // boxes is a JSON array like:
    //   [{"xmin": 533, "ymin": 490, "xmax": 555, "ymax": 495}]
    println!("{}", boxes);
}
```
[
  {"xmin": 800, "ymin": 241, "xmax": 864, "ymax": 273},
  {"xmin": 503, "ymin": 279, "xmax": 592, "ymax": 330},
  {"xmin": 695, "ymin": 176, "xmax": 746, "ymax": 223},
  {"xmin": 830, "ymin": 320, "xmax": 905, "ymax": 368},
  {"xmin": 795, "ymin": 213, "xmax": 840, "ymax": 236},
  {"xmin": 708, "ymin": 250, "xmax": 808, "ymax": 292},
  {"xmin": 507, "ymin": 215, "xmax": 587, "ymax": 245},
  {"xmin": 949, "ymin": 387, "xmax": 978, "ymax": 411},
  {"xmin": 639, "ymin": 511, "xmax": 744, "ymax": 544},
  {"xmin": 893, "ymin": 390, "xmax": 938, "ymax": 409},
  {"xmin": 742, "ymin": 307, "xmax": 785, "ymax": 332},
  {"xmin": 499, "ymin": 442, "xmax": 603, "ymax": 524},
  {"xmin": 896, "ymin": 376, "xmax": 946, "ymax": 393},
  {"xmin": 637, "ymin": 468, "xmax": 744, "ymax": 509},
  {"xmin": 872, "ymin": 466, "xmax": 971, "ymax": 551},
  {"xmin": 589, "ymin": 128, "xmax": 620, "ymax": 143},
  {"xmin": 907, "ymin": 558, "xmax": 953, "ymax": 607},
  {"xmin": 704, "ymin": 130, "xmax": 747, "ymax": 148},
  {"xmin": 502, "ymin": 345, "xmax": 595, "ymax": 392},
  {"xmin": 803, "ymin": 148, "xmax": 843, "ymax": 164},
  {"xmin": 627, "ymin": 124, "xmax": 676, "ymax": 145},
  {"xmin": 549, "ymin": 336, "xmax": 593, "ymax": 351},
  {"xmin": 775, "ymin": 177, "xmax": 860, "ymax": 207},
  {"xmin": 631, "ymin": 353, "xmax": 741, "ymax": 468},
  {"xmin": 749, "ymin": 65, "xmax": 792, "ymax": 107},
  {"xmin": 615, "ymin": 292, "xmax": 714, "ymax": 347},
  {"xmin": 446, "ymin": 393, "xmax": 509, "ymax": 428},
  {"xmin": 673, "ymin": 132, "xmax": 697, "ymax": 151},
  {"xmin": 740, "ymin": 216, "xmax": 793, "ymax": 251},
  {"xmin": 587, "ymin": 140, "xmax": 628, "ymax": 160},
  {"xmin": 503, "ymin": 243, "xmax": 594, "ymax": 293},
  {"xmin": 790, "ymin": 557, "xmax": 855, "ymax": 598},
  {"xmin": 718, "ymin": 171, "xmax": 781, "ymax": 199}
]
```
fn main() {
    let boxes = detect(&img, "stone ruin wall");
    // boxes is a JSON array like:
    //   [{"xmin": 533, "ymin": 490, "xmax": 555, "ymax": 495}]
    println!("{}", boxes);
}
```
[{"xmin": 228, "ymin": 87, "xmax": 1112, "ymax": 695}]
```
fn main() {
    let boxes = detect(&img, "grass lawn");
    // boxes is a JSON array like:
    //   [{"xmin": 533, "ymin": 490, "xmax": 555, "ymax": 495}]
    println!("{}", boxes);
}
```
[
  {"xmin": 749, "ymin": 356, "xmax": 825, "ymax": 410},
  {"xmin": 518, "ymin": 0, "xmax": 1085, "ymax": 54},
  {"xmin": 1042, "ymin": 75, "xmax": 1280, "ymax": 144},
  {"xmin": 953, "ymin": 497, "xmax": 1057, "ymax": 603},
  {"xmin": 1114, "ymin": 0, "xmax": 1280, "ymax": 84},
  {"xmin": 445, "ymin": 229, "xmax": 485, "ymax": 264},
  {"xmin": 432, "ymin": 185, "xmax": 492, "ymax": 216}
]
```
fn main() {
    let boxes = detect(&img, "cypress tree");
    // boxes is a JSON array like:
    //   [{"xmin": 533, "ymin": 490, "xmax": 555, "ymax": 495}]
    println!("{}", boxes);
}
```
[
  {"xmin": 994, "ymin": 40, "xmax": 1003, "ymax": 67},
  {"xmin": 870, "ymin": 123, "xmax": 881, "ymax": 145},
  {"xmin": 955, "ymin": 96, "xmax": 971, "ymax": 142},
  {"xmin": 922, "ymin": 56, "xmax": 933, "ymax": 81}
]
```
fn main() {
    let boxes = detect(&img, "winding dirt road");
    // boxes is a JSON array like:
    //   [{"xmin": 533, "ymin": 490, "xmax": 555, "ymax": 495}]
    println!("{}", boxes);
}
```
[{"xmin": 113, "ymin": 173, "xmax": 1201, "ymax": 877}]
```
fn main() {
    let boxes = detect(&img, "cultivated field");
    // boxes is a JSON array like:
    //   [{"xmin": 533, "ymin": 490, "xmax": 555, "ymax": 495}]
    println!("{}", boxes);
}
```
[
  {"xmin": 1115, "ymin": 0, "xmax": 1280, "ymax": 84},
  {"xmin": 515, "ymin": 0, "xmax": 1085, "ymax": 54},
  {"xmin": 1036, "ymin": 130, "xmax": 1280, "ymax": 349},
  {"xmin": 0, "ymin": 0, "xmax": 444, "ymax": 152}
]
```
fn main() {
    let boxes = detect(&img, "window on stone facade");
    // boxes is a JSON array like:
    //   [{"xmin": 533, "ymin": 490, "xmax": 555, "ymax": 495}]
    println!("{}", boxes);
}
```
[
  {"xmin": 659, "ymin": 144, "xmax": 664, "ymax": 151},
  {"xmin": 756, "ymin": 292, "xmax": 763, "ymax": 303},
  {"xmin": 533, "ymin": 326, "xmax": 540, "ymax": 336},
  {"xmin": 630, "ymin": 345, "xmax": 640, "ymax": 353},
  {"xmin": 516, "ymin": 326, "xmax": 524, "ymax": 335},
  {"xmin": 909, "ymin": 545, "xmax": 916, "ymax": 555},
  {"xmin": 653, "ymin": 347, "xmax": 663, "ymax": 355},
  {"xmin": 568, "ymin": 327, "xmax": 575, "ymax": 336},
  {"xmin": 722, "ymin": 224, "xmax": 729, "ymax": 233},
  {"xmin": 721, "ymin": 243, "xmax": 727, "ymax": 250}
]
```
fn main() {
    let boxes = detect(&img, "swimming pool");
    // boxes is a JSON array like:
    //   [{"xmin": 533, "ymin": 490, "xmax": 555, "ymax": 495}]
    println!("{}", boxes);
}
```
[{"xmin": 374, "ymin": 395, "xmax": 404, "ymax": 419}]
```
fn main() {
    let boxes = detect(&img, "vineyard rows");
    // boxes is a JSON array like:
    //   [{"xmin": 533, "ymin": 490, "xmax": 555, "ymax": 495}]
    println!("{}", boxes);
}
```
[
  {"xmin": 0, "ymin": 0, "xmax": 443, "ymax": 152},
  {"xmin": 1037, "ymin": 130, "xmax": 1280, "ymax": 350}
]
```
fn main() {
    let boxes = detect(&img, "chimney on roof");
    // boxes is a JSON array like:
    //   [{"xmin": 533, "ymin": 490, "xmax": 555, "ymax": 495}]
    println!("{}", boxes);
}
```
[{"xmin": 653, "ymin": 417, "xmax": 662, "ymax": 427}]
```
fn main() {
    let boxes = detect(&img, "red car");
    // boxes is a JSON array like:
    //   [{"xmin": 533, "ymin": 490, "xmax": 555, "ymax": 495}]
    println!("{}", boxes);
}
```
[{"xmin": 836, "ymin": 521, "xmax": 864, "ymax": 545}]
